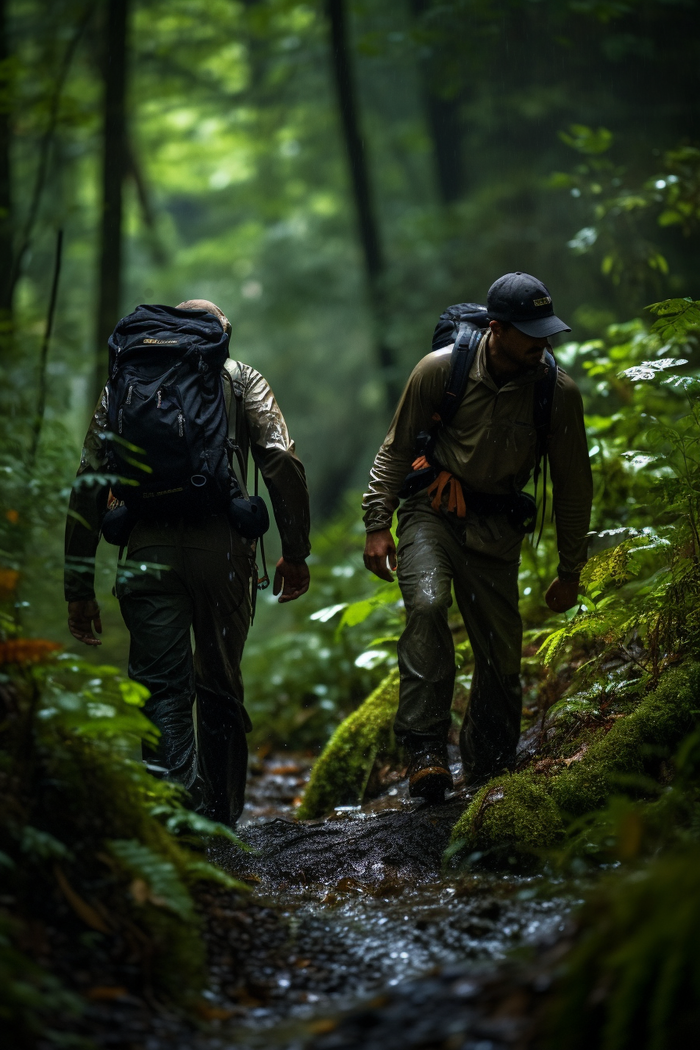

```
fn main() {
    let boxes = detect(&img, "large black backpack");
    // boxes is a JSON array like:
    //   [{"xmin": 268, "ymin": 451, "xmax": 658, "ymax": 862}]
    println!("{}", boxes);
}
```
[
  {"xmin": 399, "ymin": 302, "xmax": 558, "ymax": 503},
  {"xmin": 105, "ymin": 304, "xmax": 233, "ymax": 518}
]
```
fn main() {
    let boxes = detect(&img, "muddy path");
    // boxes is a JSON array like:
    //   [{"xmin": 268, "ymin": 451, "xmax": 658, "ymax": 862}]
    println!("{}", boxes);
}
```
[
  {"xmin": 198, "ymin": 751, "xmax": 573, "ymax": 1048},
  {"xmin": 75, "ymin": 752, "xmax": 574, "ymax": 1050}
]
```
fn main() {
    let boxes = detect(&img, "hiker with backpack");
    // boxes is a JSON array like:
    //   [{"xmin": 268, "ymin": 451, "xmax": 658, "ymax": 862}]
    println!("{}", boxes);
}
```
[
  {"xmin": 363, "ymin": 272, "xmax": 592, "ymax": 802},
  {"xmin": 64, "ymin": 300, "xmax": 310, "ymax": 825}
]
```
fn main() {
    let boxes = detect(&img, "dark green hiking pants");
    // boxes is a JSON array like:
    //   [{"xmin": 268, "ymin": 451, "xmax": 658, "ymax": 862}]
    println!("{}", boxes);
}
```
[
  {"xmin": 395, "ymin": 496, "xmax": 523, "ymax": 781},
  {"xmin": 116, "ymin": 540, "xmax": 253, "ymax": 825}
]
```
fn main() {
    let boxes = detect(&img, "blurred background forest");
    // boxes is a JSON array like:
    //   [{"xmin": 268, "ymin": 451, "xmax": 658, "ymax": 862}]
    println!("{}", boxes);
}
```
[{"xmin": 1, "ymin": 0, "xmax": 700, "ymax": 748}]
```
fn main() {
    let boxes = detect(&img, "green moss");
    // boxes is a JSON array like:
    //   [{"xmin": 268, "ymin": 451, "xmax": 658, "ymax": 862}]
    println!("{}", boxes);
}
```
[
  {"xmin": 449, "ymin": 771, "xmax": 564, "ymax": 868},
  {"xmin": 448, "ymin": 664, "xmax": 700, "ymax": 870},
  {"xmin": 552, "ymin": 664, "xmax": 700, "ymax": 816},
  {"xmin": 297, "ymin": 668, "xmax": 400, "ymax": 819}
]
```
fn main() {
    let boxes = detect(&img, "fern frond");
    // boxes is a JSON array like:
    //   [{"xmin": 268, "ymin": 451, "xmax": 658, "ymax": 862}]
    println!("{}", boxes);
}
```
[{"xmin": 107, "ymin": 839, "xmax": 195, "ymax": 921}]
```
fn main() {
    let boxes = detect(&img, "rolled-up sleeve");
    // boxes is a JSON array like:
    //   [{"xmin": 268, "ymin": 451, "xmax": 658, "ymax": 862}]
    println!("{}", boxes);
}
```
[
  {"xmin": 548, "ymin": 372, "xmax": 593, "ymax": 579},
  {"xmin": 243, "ymin": 368, "xmax": 311, "ymax": 561}
]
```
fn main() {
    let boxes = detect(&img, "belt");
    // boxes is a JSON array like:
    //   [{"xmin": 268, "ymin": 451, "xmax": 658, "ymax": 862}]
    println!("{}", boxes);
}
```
[{"xmin": 423, "ymin": 468, "xmax": 537, "ymax": 533}]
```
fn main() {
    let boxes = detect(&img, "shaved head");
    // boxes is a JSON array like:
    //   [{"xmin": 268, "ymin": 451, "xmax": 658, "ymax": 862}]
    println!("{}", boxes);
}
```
[{"xmin": 176, "ymin": 299, "xmax": 231, "ymax": 334}]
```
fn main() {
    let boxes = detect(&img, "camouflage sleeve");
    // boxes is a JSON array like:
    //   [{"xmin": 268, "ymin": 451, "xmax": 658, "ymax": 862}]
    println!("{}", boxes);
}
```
[
  {"xmin": 548, "ymin": 371, "xmax": 593, "ymax": 580},
  {"xmin": 64, "ymin": 389, "xmax": 111, "ymax": 602},
  {"xmin": 242, "ymin": 366, "xmax": 311, "ymax": 561},
  {"xmin": 362, "ymin": 352, "xmax": 449, "ymax": 532}
]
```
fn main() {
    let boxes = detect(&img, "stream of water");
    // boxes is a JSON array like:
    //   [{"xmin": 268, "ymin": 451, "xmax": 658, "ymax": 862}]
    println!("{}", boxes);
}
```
[{"xmin": 201, "ymin": 754, "xmax": 576, "ymax": 1048}]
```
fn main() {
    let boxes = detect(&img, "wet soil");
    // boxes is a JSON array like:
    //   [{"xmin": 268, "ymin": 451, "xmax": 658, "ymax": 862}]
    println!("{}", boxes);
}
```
[
  {"xmin": 52, "ymin": 752, "xmax": 574, "ymax": 1050},
  {"xmin": 200, "ymin": 752, "xmax": 572, "ymax": 1048}
]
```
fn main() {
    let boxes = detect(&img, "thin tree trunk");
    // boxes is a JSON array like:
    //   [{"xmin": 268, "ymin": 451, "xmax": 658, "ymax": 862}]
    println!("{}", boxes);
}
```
[
  {"xmin": 410, "ymin": 0, "xmax": 465, "ymax": 205},
  {"xmin": 126, "ymin": 137, "xmax": 166, "ymax": 266},
  {"xmin": 325, "ymin": 0, "xmax": 399, "ymax": 409},
  {"xmin": 93, "ymin": 0, "xmax": 128, "ymax": 406},
  {"xmin": 29, "ymin": 229, "xmax": 63, "ymax": 465},
  {"xmin": 11, "ymin": 3, "xmax": 94, "ymax": 299},
  {"xmin": 0, "ymin": 0, "xmax": 14, "ymax": 340}
]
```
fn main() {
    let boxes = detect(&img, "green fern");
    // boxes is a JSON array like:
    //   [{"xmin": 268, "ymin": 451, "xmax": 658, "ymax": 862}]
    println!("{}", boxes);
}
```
[{"xmin": 107, "ymin": 839, "xmax": 196, "ymax": 921}]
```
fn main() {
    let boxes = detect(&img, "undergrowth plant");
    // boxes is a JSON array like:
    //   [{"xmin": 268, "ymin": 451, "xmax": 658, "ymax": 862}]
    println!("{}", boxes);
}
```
[
  {"xmin": 540, "ymin": 297, "xmax": 700, "ymax": 691},
  {"xmin": 243, "ymin": 496, "xmax": 405, "ymax": 751},
  {"xmin": 0, "ymin": 641, "xmax": 250, "ymax": 1045},
  {"xmin": 0, "ymin": 400, "xmax": 250, "ymax": 1044}
]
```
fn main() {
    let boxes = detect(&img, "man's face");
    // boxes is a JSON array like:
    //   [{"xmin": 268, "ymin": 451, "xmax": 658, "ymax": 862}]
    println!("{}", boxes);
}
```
[{"xmin": 489, "ymin": 320, "xmax": 550, "ymax": 371}]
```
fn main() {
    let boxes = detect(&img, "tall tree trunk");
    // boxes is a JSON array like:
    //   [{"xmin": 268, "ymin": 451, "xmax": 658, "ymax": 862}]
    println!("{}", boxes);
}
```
[
  {"xmin": 410, "ymin": 0, "xmax": 465, "ymax": 206},
  {"xmin": 325, "ymin": 0, "xmax": 399, "ymax": 409},
  {"xmin": 93, "ymin": 0, "xmax": 128, "ymax": 406},
  {"xmin": 0, "ymin": 0, "xmax": 14, "ymax": 345}
]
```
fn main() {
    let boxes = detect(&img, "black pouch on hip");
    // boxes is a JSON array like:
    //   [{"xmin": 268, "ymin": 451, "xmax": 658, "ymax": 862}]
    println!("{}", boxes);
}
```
[
  {"xmin": 226, "ymin": 495, "xmax": 270, "ymax": 539},
  {"xmin": 102, "ymin": 504, "xmax": 139, "ymax": 546},
  {"xmin": 506, "ymin": 491, "xmax": 538, "ymax": 534}
]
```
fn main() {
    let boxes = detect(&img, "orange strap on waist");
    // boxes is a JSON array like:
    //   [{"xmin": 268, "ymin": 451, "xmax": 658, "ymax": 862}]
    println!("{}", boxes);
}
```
[{"xmin": 426, "ymin": 470, "xmax": 467, "ymax": 517}]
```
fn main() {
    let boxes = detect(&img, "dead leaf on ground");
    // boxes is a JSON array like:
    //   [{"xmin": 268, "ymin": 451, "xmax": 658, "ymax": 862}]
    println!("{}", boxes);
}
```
[
  {"xmin": 86, "ymin": 986, "xmax": 129, "ymax": 1001},
  {"xmin": 308, "ymin": 1018, "xmax": 337, "ymax": 1035},
  {"xmin": 195, "ymin": 1001, "xmax": 236, "ymax": 1021}
]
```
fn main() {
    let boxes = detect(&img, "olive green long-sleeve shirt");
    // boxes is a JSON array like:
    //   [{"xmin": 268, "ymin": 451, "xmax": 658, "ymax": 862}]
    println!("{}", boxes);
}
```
[
  {"xmin": 363, "ymin": 333, "xmax": 592, "ymax": 578},
  {"xmin": 65, "ymin": 360, "xmax": 311, "ymax": 602}
]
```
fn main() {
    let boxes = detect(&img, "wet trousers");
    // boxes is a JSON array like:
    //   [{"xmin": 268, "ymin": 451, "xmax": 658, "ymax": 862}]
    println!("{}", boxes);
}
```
[
  {"xmin": 116, "ymin": 542, "xmax": 253, "ymax": 825},
  {"xmin": 395, "ymin": 499, "xmax": 522, "ymax": 781}
]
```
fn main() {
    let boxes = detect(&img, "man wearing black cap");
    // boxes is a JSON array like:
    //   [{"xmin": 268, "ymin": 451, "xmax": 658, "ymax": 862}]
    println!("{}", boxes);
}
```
[{"xmin": 363, "ymin": 272, "xmax": 592, "ymax": 801}]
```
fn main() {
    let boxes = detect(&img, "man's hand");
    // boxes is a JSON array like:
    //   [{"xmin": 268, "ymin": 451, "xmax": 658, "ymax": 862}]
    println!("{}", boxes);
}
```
[
  {"xmin": 67, "ymin": 599, "xmax": 103, "ymax": 646},
  {"xmin": 545, "ymin": 577, "xmax": 580, "ymax": 613},
  {"xmin": 364, "ymin": 528, "xmax": 397, "ymax": 582},
  {"xmin": 273, "ymin": 557, "xmax": 310, "ymax": 603}
]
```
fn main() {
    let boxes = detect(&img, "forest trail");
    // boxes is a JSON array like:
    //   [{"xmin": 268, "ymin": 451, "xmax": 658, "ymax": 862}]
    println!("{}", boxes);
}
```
[{"xmin": 187, "ymin": 753, "xmax": 573, "ymax": 1050}]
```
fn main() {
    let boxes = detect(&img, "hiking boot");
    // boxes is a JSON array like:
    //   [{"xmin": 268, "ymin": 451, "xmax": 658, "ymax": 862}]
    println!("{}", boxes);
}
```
[{"xmin": 407, "ymin": 748, "xmax": 453, "ymax": 803}]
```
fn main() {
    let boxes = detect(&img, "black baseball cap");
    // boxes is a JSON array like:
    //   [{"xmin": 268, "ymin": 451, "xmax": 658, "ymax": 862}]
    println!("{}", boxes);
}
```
[{"xmin": 487, "ymin": 272, "xmax": 571, "ymax": 338}]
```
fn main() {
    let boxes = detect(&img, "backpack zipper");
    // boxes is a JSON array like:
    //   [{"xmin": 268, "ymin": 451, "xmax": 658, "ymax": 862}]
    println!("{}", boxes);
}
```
[
  {"xmin": 126, "ymin": 385, "xmax": 133, "ymax": 405},
  {"xmin": 118, "ymin": 408, "xmax": 123, "ymax": 434},
  {"xmin": 178, "ymin": 412, "xmax": 184, "ymax": 437},
  {"xmin": 157, "ymin": 389, "xmax": 162, "ymax": 408}
]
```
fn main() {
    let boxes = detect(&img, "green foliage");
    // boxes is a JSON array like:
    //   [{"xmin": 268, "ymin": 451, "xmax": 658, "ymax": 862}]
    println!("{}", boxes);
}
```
[
  {"xmin": 559, "ymin": 124, "xmax": 614, "ymax": 155},
  {"xmin": 551, "ymin": 128, "xmax": 700, "ymax": 294},
  {"xmin": 107, "ymin": 839, "xmax": 198, "ymax": 922},
  {"xmin": 0, "ymin": 649, "xmax": 249, "ymax": 1042},
  {"xmin": 297, "ymin": 668, "xmax": 400, "ymax": 819},
  {"xmin": 0, "ymin": 915, "xmax": 86, "ymax": 1050},
  {"xmin": 549, "ymin": 847, "xmax": 700, "ymax": 1050},
  {"xmin": 648, "ymin": 297, "xmax": 700, "ymax": 341},
  {"xmin": 535, "ymin": 300, "xmax": 700, "ymax": 691},
  {"xmin": 243, "ymin": 498, "xmax": 404, "ymax": 750}
]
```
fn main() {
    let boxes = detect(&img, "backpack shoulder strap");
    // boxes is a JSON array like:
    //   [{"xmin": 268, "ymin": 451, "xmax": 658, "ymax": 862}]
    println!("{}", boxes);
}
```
[
  {"xmin": 222, "ymin": 361, "xmax": 250, "ymax": 487},
  {"xmin": 436, "ymin": 326, "xmax": 482, "ymax": 427}
]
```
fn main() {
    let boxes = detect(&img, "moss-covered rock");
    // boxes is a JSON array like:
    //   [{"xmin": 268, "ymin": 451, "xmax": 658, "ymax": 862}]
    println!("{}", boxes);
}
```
[
  {"xmin": 449, "ymin": 664, "xmax": 700, "ymax": 869},
  {"xmin": 297, "ymin": 668, "xmax": 400, "ymax": 819},
  {"xmin": 449, "ymin": 771, "xmax": 564, "ymax": 868},
  {"xmin": 552, "ymin": 663, "xmax": 700, "ymax": 816}
]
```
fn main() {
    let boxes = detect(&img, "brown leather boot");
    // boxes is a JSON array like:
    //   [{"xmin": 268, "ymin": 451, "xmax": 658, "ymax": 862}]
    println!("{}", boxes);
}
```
[{"xmin": 407, "ymin": 747, "xmax": 453, "ymax": 803}]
